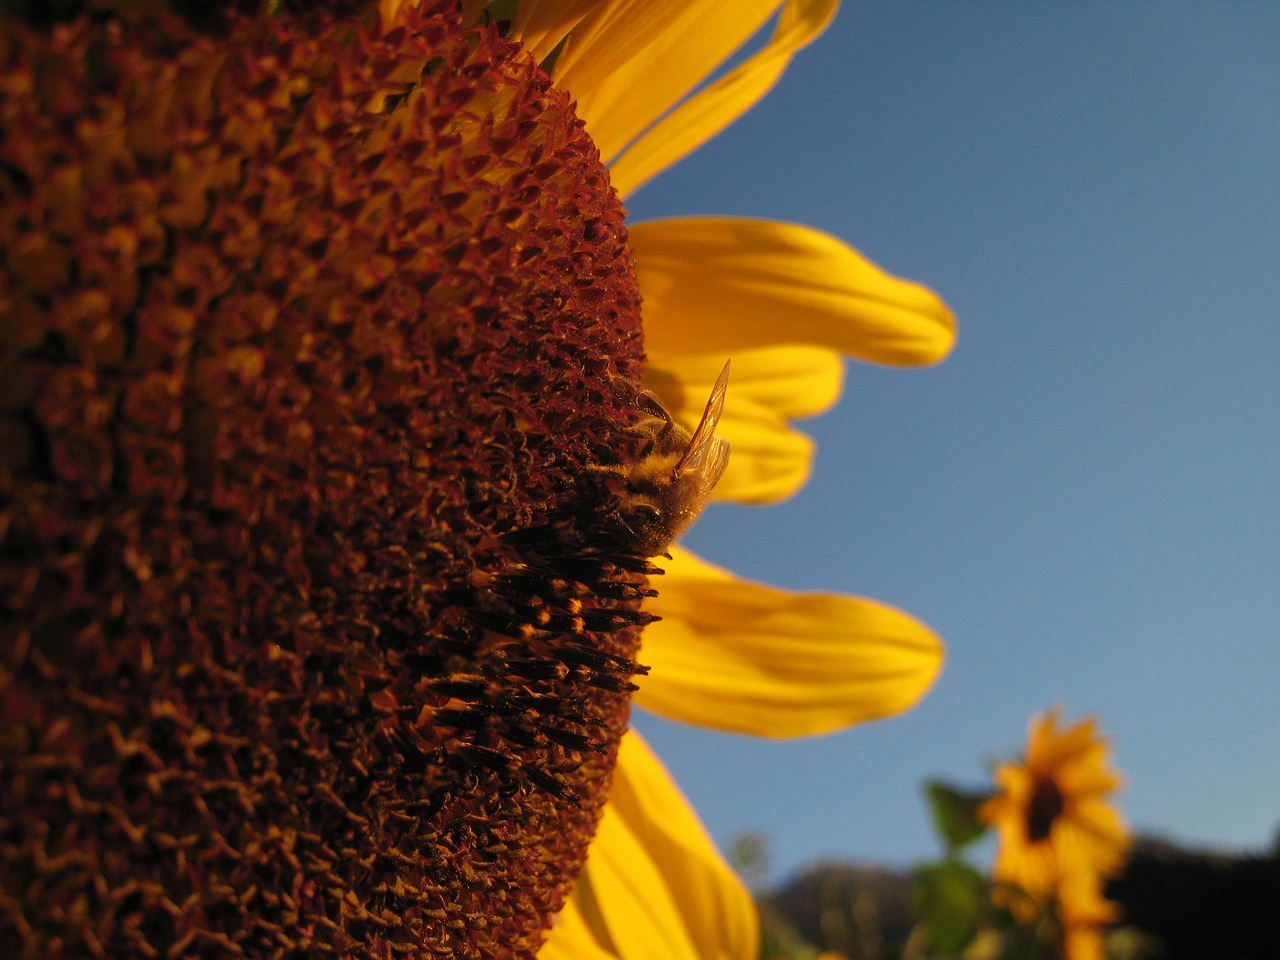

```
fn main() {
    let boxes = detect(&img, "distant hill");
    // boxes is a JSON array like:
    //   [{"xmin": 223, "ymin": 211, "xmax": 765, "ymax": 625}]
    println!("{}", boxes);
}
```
[
  {"xmin": 763, "ymin": 862, "xmax": 914, "ymax": 959},
  {"xmin": 762, "ymin": 830, "xmax": 1280, "ymax": 960}
]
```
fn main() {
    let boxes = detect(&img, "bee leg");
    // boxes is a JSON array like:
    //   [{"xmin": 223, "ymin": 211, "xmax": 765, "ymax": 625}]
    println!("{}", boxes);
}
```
[
  {"xmin": 585, "ymin": 462, "xmax": 626, "ymax": 477},
  {"xmin": 633, "ymin": 390, "xmax": 674, "ymax": 441}
]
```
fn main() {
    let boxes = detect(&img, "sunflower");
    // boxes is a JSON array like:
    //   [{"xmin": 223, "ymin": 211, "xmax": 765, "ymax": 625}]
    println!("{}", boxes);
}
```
[
  {"xmin": 1, "ymin": 2, "xmax": 952, "ymax": 958},
  {"xmin": 979, "ymin": 709, "xmax": 1129, "ymax": 960}
]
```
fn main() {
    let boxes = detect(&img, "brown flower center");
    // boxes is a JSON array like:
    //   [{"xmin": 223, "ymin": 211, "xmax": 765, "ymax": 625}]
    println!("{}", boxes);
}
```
[
  {"xmin": 1027, "ymin": 773, "xmax": 1066, "ymax": 843},
  {"xmin": 1, "ymin": 4, "xmax": 648, "ymax": 958}
]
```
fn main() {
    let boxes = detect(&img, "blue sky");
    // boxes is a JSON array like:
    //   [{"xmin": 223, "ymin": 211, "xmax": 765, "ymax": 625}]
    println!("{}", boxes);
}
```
[{"xmin": 624, "ymin": 2, "xmax": 1280, "ymax": 884}]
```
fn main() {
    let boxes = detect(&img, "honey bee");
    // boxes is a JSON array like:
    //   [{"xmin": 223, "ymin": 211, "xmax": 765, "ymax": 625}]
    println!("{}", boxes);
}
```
[{"xmin": 598, "ymin": 360, "xmax": 731, "ymax": 557}]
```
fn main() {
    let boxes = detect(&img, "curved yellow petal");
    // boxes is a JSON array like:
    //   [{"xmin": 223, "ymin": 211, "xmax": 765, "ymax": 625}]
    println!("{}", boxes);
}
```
[
  {"xmin": 550, "ymin": 0, "xmax": 783, "ymax": 165},
  {"xmin": 645, "ymin": 347, "xmax": 843, "ymax": 423},
  {"xmin": 509, "ymin": 0, "xmax": 608, "ymax": 66},
  {"xmin": 540, "ymin": 730, "xmax": 758, "ymax": 960},
  {"xmin": 633, "ymin": 218, "xmax": 956, "ymax": 366},
  {"xmin": 637, "ymin": 547, "xmax": 944, "ymax": 737},
  {"xmin": 644, "ymin": 347, "xmax": 843, "ymax": 503},
  {"xmin": 538, "ymin": 890, "xmax": 617, "ymax": 960},
  {"xmin": 705, "ymin": 394, "xmax": 815, "ymax": 504},
  {"xmin": 610, "ymin": 0, "xmax": 839, "ymax": 196}
]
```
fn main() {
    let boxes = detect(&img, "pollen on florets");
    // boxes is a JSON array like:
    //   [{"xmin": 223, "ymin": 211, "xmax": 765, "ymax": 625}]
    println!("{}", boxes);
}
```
[{"xmin": 0, "ymin": 3, "xmax": 647, "ymax": 958}]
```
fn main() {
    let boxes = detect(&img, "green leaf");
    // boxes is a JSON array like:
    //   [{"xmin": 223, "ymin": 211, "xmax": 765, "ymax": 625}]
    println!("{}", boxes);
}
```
[
  {"xmin": 924, "ymin": 781, "xmax": 992, "ymax": 852},
  {"xmin": 910, "ymin": 861, "xmax": 987, "ymax": 953},
  {"xmin": 540, "ymin": 33, "xmax": 570, "ymax": 75},
  {"xmin": 485, "ymin": 0, "xmax": 518, "ymax": 31}
]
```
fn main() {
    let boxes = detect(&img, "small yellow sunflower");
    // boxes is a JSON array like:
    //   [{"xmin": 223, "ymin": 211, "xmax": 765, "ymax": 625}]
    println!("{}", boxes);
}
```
[{"xmin": 980, "ymin": 709, "xmax": 1128, "ymax": 959}]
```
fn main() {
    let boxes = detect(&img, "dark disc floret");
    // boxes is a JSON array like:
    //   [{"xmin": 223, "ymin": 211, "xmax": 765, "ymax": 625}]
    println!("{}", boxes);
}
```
[{"xmin": 0, "ymin": 3, "xmax": 649, "ymax": 957}]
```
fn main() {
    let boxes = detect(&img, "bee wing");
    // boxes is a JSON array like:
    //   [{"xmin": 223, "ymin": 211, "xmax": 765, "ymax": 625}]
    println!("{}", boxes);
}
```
[
  {"xmin": 674, "ymin": 360, "xmax": 731, "ymax": 479},
  {"xmin": 697, "ymin": 434, "xmax": 731, "ymax": 490}
]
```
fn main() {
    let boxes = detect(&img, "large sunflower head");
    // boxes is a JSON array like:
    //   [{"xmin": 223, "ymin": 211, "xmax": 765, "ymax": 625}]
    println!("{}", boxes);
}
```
[
  {"xmin": 979, "ymin": 709, "xmax": 1129, "ymax": 957},
  {"xmin": 2, "ymin": 1, "xmax": 959, "ymax": 958},
  {"xmin": 1, "ymin": 2, "xmax": 659, "ymax": 956}
]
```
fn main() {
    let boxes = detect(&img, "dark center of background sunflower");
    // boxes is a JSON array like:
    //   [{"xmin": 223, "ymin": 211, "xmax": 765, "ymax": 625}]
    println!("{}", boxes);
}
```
[
  {"xmin": 0, "ymin": 4, "xmax": 648, "ymax": 958},
  {"xmin": 1027, "ymin": 774, "xmax": 1067, "ymax": 843}
]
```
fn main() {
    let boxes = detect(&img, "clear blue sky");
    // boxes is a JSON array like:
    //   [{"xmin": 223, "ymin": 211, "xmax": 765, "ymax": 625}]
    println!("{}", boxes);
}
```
[{"xmin": 625, "ymin": 2, "xmax": 1280, "ymax": 885}]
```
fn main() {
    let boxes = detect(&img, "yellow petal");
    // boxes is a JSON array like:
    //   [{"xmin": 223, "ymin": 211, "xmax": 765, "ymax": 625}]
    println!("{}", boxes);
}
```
[
  {"xmin": 644, "ymin": 347, "xmax": 843, "ymax": 503},
  {"xmin": 609, "ymin": 0, "xmax": 839, "ymax": 196},
  {"xmin": 633, "ymin": 218, "xmax": 956, "ymax": 366},
  {"xmin": 538, "ymin": 891, "xmax": 617, "ymax": 960},
  {"xmin": 378, "ymin": 0, "xmax": 402, "ymax": 28},
  {"xmin": 540, "ymin": 730, "xmax": 758, "ymax": 960},
  {"xmin": 510, "ymin": 0, "xmax": 609, "ymax": 66},
  {"xmin": 637, "ymin": 547, "xmax": 944, "ymax": 737},
  {"xmin": 645, "ymin": 347, "xmax": 842, "ymax": 423},
  {"xmin": 550, "ymin": 0, "xmax": 783, "ymax": 165},
  {"xmin": 704, "ymin": 394, "xmax": 815, "ymax": 503}
]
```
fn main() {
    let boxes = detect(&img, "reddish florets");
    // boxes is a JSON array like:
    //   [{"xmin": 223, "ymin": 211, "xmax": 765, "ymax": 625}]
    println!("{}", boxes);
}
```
[{"xmin": 0, "ymin": 4, "xmax": 648, "ymax": 957}]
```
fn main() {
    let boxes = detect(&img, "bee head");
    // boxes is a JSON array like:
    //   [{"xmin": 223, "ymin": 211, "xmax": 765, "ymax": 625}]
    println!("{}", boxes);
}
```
[{"xmin": 612, "ymin": 499, "xmax": 672, "ymax": 558}]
